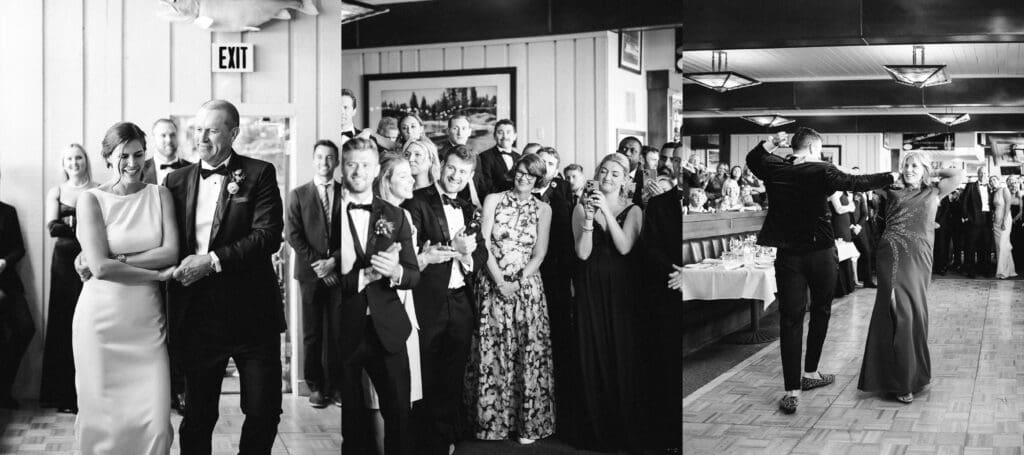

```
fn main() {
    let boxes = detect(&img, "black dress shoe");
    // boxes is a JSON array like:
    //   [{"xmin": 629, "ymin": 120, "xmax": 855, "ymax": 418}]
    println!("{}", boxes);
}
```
[{"xmin": 309, "ymin": 391, "xmax": 329, "ymax": 409}]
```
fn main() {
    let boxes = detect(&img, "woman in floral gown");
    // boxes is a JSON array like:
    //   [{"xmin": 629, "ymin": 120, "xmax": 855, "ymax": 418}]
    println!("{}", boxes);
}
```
[
  {"xmin": 858, "ymin": 152, "xmax": 962, "ymax": 403},
  {"xmin": 465, "ymin": 153, "xmax": 555, "ymax": 445}
]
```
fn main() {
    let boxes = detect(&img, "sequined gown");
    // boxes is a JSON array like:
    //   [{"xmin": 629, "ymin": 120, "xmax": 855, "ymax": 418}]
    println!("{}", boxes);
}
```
[{"xmin": 858, "ymin": 185, "xmax": 938, "ymax": 394}]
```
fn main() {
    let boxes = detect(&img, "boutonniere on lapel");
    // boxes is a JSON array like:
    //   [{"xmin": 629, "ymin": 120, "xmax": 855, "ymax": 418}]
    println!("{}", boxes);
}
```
[
  {"xmin": 550, "ymin": 180, "xmax": 557, "ymax": 189},
  {"xmin": 375, "ymin": 218, "xmax": 395, "ymax": 238},
  {"xmin": 227, "ymin": 169, "xmax": 246, "ymax": 195}
]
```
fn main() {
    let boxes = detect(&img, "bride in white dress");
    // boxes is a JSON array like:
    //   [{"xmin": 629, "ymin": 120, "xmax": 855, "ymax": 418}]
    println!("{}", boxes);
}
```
[
  {"xmin": 991, "ymin": 175, "xmax": 1017, "ymax": 279},
  {"xmin": 73, "ymin": 122, "xmax": 179, "ymax": 454}
]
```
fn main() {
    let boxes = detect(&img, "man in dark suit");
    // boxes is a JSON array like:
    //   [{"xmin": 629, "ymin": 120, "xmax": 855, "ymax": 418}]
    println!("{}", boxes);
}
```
[
  {"xmin": 563, "ymin": 163, "xmax": 586, "ymax": 209},
  {"xmin": 0, "ymin": 192, "xmax": 32, "ymax": 410},
  {"xmin": 164, "ymin": 100, "xmax": 286, "ymax": 454},
  {"xmin": 947, "ymin": 188, "xmax": 966, "ymax": 272},
  {"xmin": 616, "ymin": 137, "xmax": 644, "ymax": 205},
  {"xmin": 474, "ymin": 119, "xmax": 521, "ymax": 198},
  {"xmin": 643, "ymin": 178, "xmax": 683, "ymax": 452},
  {"xmin": 849, "ymin": 167, "xmax": 876, "ymax": 287},
  {"xmin": 341, "ymin": 88, "xmax": 360, "ymax": 140},
  {"xmin": 747, "ymin": 128, "xmax": 896, "ymax": 413},
  {"xmin": 533, "ymin": 147, "xmax": 579, "ymax": 438},
  {"xmin": 402, "ymin": 145, "xmax": 488, "ymax": 455},
  {"xmin": 437, "ymin": 115, "xmax": 471, "ymax": 163},
  {"xmin": 142, "ymin": 117, "xmax": 190, "ymax": 414},
  {"xmin": 961, "ymin": 167, "xmax": 994, "ymax": 278},
  {"xmin": 285, "ymin": 140, "xmax": 342, "ymax": 409},
  {"xmin": 338, "ymin": 137, "xmax": 420, "ymax": 454},
  {"xmin": 142, "ymin": 118, "xmax": 189, "ymax": 185}
]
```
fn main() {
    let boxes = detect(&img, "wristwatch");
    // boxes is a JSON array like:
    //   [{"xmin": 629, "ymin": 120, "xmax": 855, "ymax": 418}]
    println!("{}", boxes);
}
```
[{"xmin": 115, "ymin": 254, "xmax": 127, "ymax": 263}]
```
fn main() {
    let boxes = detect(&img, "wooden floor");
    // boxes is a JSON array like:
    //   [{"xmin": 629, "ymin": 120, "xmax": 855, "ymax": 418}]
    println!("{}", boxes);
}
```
[
  {"xmin": 0, "ymin": 393, "xmax": 340, "ymax": 454},
  {"xmin": 684, "ymin": 278, "xmax": 1024, "ymax": 454}
]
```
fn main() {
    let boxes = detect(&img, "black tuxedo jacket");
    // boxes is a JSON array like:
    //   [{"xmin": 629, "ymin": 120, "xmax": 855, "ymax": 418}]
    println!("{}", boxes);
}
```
[
  {"xmin": 961, "ymin": 181, "xmax": 992, "ymax": 226},
  {"xmin": 747, "ymin": 142, "xmax": 895, "ymax": 251},
  {"xmin": 338, "ymin": 197, "xmax": 418, "ymax": 354},
  {"xmin": 164, "ymin": 152, "xmax": 286, "ymax": 349},
  {"xmin": 142, "ymin": 157, "xmax": 189, "ymax": 185},
  {"xmin": 477, "ymin": 146, "xmax": 520, "ymax": 197},
  {"xmin": 535, "ymin": 178, "xmax": 574, "ymax": 276},
  {"xmin": 402, "ymin": 185, "xmax": 488, "ymax": 327},
  {"xmin": 643, "ymin": 187, "xmax": 682, "ymax": 292},
  {"xmin": 285, "ymin": 181, "xmax": 341, "ymax": 282},
  {"xmin": 0, "ymin": 203, "xmax": 25, "ymax": 295}
]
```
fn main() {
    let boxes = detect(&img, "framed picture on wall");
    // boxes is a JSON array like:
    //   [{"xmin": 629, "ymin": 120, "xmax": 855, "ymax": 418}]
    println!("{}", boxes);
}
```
[
  {"xmin": 706, "ymin": 149, "xmax": 720, "ymax": 167},
  {"xmin": 821, "ymin": 145, "xmax": 842, "ymax": 165},
  {"xmin": 363, "ymin": 67, "xmax": 516, "ymax": 152},
  {"xmin": 618, "ymin": 30, "xmax": 643, "ymax": 74},
  {"xmin": 616, "ymin": 128, "xmax": 646, "ymax": 148}
]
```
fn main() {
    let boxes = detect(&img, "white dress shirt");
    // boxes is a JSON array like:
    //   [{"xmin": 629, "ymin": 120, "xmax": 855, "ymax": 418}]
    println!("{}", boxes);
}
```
[
  {"xmin": 153, "ymin": 154, "xmax": 185, "ymax": 185},
  {"xmin": 195, "ymin": 156, "xmax": 230, "ymax": 271},
  {"xmin": 436, "ymin": 184, "xmax": 473, "ymax": 289},
  {"xmin": 340, "ymin": 192, "xmax": 372, "ymax": 294},
  {"xmin": 980, "ymin": 183, "xmax": 990, "ymax": 212},
  {"xmin": 498, "ymin": 147, "xmax": 515, "ymax": 171}
]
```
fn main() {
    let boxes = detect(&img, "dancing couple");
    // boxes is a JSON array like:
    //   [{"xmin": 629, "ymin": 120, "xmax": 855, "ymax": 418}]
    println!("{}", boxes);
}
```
[{"xmin": 748, "ymin": 128, "xmax": 962, "ymax": 413}]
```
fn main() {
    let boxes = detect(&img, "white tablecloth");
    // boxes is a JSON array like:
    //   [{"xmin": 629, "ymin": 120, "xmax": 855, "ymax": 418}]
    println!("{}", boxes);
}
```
[{"xmin": 680, "ymin": 264, "xmax": 777, "ymax": 309}]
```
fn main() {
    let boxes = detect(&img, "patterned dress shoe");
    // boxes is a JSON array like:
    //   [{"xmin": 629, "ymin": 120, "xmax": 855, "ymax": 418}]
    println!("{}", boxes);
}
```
[
  {"xmin": 779, "ymin": 395, "xmax": 798, "ymax": 414},
  {"xmin": 801, "ymin": 373, "xmax": 835, "ymax": 391}
]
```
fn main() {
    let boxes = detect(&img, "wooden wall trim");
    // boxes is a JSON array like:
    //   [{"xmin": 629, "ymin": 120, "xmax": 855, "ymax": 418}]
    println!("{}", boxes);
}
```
[{"xmin": 683, "ymin": 212, "xmax": 766, "ymax": 241}]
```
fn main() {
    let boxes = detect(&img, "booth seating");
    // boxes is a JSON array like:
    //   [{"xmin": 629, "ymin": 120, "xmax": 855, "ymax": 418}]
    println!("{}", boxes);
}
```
[{"xmin": 682, "ymin": 211, "xmax": 772, "ymax": 355}]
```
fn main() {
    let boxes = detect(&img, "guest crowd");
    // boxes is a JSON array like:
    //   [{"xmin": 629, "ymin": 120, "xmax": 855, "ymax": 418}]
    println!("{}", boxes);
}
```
[{"xmin": 0, "ymin": 88, "xmax": 686, "ymax": 455}]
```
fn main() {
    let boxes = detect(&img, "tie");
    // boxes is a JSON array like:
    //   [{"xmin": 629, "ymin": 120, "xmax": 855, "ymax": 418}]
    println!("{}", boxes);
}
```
[
  {"xmin": 532, "ymin": 190, "xmax": 550, "ymax": 203},
  {"xmin": 159, "ymin": 163, "xmax": 177, "ymax": 170},
  {"xmin": 200, "ymin": 165, "xmax": 228, "ymax": 179},
  {"xmin": 320, "ymin": 184, "xmax": 332, "ymax": 234},
  {"xmin": 347, "ymin": 202, "xmax": 372, "ymax": 212},
  {"xmin": 499, "ymin": 148, "xmax": 513, "ymax": 156},
  {"xmin": 442, "ymin": 195, "xmax": 463, "ymax": 208},
  {"xmin": 342, "ymin": 130, "xmax": 356, "ymax": 139},
  {"xmin": 572, "ymin": 193, "xmax": 580, "ymax": 207}
]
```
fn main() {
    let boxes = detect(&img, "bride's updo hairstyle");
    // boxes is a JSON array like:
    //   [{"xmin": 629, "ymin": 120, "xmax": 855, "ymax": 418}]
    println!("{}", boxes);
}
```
[
  {"xmin": 899, "ymin": 150, "xmax": 933, "ymax": 187},
  {"xmin": 100, "ymin": 122, "xmax": 147, "ymax": 169}
]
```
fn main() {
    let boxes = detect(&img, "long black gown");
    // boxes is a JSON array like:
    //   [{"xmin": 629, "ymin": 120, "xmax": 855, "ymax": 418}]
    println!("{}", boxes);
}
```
[
  {"xmin": 572, "ymin": 204, "xmax": 645, "ymax": 452},
  {"xmin": 859, "ymin": 185, "xmax": 937, "ymax": 395},
  {"xmin": 1010, "ymin": 200, "xmax": 1024, "ymax": 276},
  {"xmin": 831, "ymin": 192, "xmax": 857, "ymax": 297},
  {"xmin": 39, "ymin": 200, "xmax": 82, "ymax": 411}
]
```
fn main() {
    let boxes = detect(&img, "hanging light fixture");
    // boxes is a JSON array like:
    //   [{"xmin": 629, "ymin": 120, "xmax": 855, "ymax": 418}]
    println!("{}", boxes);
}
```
[
  {"xmin": 927, "ymin": 112, "xmax": 971, "ymax": 126},
  {"xmin": 341, "ymin": 0, "xmax": 389, "ymax": 24},
  {"xmin": 742, "ymin": 114, "xmax": 795, "ymax": 128},
  {"xmin": 683, "ymin": 51, "xmax": 761, "ymax": 92},
  {"xmin": 883, "ymin": 46, "xmax": 952, "ymax": 88}
]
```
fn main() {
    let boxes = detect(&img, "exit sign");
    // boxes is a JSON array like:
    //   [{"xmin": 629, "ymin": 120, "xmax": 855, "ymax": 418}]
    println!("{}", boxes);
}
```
[{"xmin": 212, "ymin": 43, "xmax": 254, "ymax": 73}]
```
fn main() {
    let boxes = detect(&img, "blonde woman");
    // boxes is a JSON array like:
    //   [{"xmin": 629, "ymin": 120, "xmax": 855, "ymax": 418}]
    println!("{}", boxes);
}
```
[
  {"xmin": 858, "ymin": 151, "xmax": 963, "ymax": 403},
  {"xmin": 40, "ymin": 143, "xmax": 98, "ymax": 413},
  {"xmin": 990, "ymin": 175, "xmax": 1016, "ymax": 279},
  {"xmin": 401, "ymin": 137, "xmax": 440, "ymax": 190}
]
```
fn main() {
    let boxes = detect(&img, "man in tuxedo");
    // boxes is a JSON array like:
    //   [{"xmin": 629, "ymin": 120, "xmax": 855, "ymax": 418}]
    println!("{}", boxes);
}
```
[
  {"xmin": 747, "ymin": 128, "xmax": 897, "ymax": 413},
  {"xmin": 437, "ymin": 115, "xmax": 471, "ymax": 162},
  {"xmin": 616, "ymin": 137, "xmax": 644, "ymax": 205},
  {"xmin": 0, "ymin": 189, "xmax": 31, "ymax": 410},
  {"xmin": 402, "ymin": 145, "xmax": 488, "ymax": 455},
  {"xmin": 143, "ymin": 117, "xmax": 190, "ymax": 414},
  {"xmin": 849, "ymin": 167, "xmax": 876, "ymax": 287},
  {"xmin": 642, "ymin": 175, "xmax": 683, "ymax": 452},
  {"xmin": 564, "ymin": 163, "xmax": 586, "ymax": 209},
  {"xmin": 947, "ymin": 188, "xmax": 966, "ymax": 272},
  {"xmin": 165, "ymin": 99, "xmax": 286, "ymax": 455},
  {"xmin": 474, "ymin": 119, "xmax": 521, "ymax": 197},
  {"xmin": 341, "ymin": 88, "xmax": 360, "ymax": 140},
  {"xmin": 533, "ymin": 147, "xmax": 579, "ymax": 438},
  {"xmin": 142, "ymin": 118, "xmax": 189, "ymax": 185},
  {"xmin": 961, "ymin": 167, "xmax": 994, "ymax": 278},
  {"xmin": 285, "ymin": 140, "xmax": 342, "ymax": 409},
  {"xmin": 338, "ymin": 137, "xmax": 419, "ymax": 455}
]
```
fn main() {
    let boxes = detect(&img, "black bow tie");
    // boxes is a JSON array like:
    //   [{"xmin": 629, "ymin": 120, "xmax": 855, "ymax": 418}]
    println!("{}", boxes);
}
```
[
  {"xmin": 159, "ymin": 162, "xmax": 178, "ymax": 170},
  {"xmin": 499, "ymin": 149, "xmax": 513, "ymax": 156},
  {"xmin": 442, "ymin": 195, "xmax": 464, "ymax": 208},
  {"xmin": 347, "ymin": 202, "xmax": 372, "ymax": 212},
  {"xmin": 199, "ymin": 165, "xmax": 228, "ymax": 179}
]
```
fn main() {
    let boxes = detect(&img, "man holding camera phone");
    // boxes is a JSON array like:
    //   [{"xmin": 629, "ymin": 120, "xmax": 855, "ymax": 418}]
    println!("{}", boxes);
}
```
[
  {"xmin": 747, "ymin": 128, "xmax": 898, "ymax": 414},
  {"xmin": 402, "ymin": 145, "xmax": 489, "ymax": 455}
]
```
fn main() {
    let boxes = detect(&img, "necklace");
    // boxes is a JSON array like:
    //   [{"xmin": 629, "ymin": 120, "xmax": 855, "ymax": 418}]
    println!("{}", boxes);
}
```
[{"xmin": 67, "ymin": 179, "xmax": 90, "ymax": 189}]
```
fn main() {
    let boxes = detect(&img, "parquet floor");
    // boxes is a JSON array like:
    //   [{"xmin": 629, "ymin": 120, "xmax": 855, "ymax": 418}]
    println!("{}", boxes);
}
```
[
  {"xmin": 0, "ymin": 393, "xmax": 340, "ymax": 454},
  {"xmin": 684, "ymin": 278, "xmax": 1024, "ymax": 454}
]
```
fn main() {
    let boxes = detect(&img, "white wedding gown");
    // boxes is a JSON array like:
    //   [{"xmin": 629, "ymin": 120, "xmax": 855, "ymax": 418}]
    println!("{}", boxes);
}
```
[{"xmin": 73, "ymin": 185, "xmax": 172, "ymax": 454}]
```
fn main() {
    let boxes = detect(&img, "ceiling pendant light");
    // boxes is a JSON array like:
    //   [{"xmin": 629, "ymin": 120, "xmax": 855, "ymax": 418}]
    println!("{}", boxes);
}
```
[
  {"xmin": 683, "ymin": 51, "xmax": 761, "ymax": 92},
  {"xmin": 742, "ymin": 114, "xmax": 795, "ymax": 128},
  {"xmin": 883, "ymin": 46, "xmax": 952, "ymax": 88},
  {"xmin": 342, "ymin": 0, "xmax": 389, "ymax": 24},
  {"xmin": 927, "ymin": 112, "xmax": 970, "ymax": 126}
]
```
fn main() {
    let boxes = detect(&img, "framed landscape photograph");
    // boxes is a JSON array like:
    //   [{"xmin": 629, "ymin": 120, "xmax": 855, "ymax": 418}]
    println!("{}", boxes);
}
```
[
  {"xmin": 618, "ymin": 30, "xmax": 643, "ymax": 74},
  {"xmin": 821, "ymin": 145, "xmax": 842, "ymax": 165},
  {"xmin": 363, "ymin": 68, "xmax": 516, "ymax": 152}
]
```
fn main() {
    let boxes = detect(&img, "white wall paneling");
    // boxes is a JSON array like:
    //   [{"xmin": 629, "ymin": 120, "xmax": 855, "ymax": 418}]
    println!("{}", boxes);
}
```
[
  {"xmin": 342, "ymin": 31, "xmax": 615, "ymax": 175},
  {"xmin": 0, "ymin": 0, "xmax": 342, "ymax": 398},
  {"xmin": 730, "ymin": 133, "xmax": 887, "ymax": 173}
]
